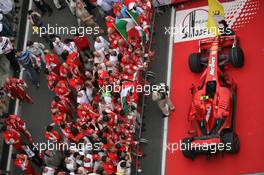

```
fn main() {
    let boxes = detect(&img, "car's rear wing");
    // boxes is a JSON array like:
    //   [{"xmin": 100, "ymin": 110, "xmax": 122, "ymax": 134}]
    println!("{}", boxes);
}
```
[{"xmin": 198, "ymin": 35, "xmax": 238, "ymax": 52}]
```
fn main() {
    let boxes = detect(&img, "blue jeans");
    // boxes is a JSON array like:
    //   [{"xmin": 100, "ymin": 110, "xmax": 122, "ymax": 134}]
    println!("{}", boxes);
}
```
[{"xmin": 23, "ymin": 63, "xmax": 40, "ymax": 86}]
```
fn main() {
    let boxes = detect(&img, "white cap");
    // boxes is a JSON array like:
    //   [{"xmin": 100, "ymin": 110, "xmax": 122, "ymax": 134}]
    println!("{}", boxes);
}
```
[{"xmin": 128, "ymin": 2, "xmax": 136, "ymax": 10}]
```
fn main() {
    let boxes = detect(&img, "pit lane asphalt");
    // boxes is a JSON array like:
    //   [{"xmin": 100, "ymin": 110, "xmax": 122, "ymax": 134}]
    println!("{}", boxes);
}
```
[
  {"xmin": 141, "ymin": 7, "xmax": 172, "ymax": 175},
  {"xmin": 11, "ymin": 2, "xmax": 172, "ymax": 174},
  {"xmin": 11, "ymin": 1, "xmax": 78, "ymax": 174}
]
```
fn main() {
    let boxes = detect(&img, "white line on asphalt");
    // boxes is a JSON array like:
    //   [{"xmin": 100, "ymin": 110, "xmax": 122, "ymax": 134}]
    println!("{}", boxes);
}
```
[
  {"xmin": 6, "ymin": 0, "xmax": 33, "ymax": 171},
  {"xmin": 161, "ymin": 6, "xmax": 176, "ymax": 175}
]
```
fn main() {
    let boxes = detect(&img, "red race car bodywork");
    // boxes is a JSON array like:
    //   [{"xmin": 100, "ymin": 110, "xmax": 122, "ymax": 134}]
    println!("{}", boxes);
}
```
[{"xmin": 182, "ymin": 35, "xmax": 244, "ymax": 159}]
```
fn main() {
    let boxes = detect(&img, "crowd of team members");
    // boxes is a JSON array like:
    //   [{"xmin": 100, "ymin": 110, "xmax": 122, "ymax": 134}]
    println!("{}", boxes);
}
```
[{"xmin": 1, "ymin": 0, "xmax": 154, "ymax": 174}]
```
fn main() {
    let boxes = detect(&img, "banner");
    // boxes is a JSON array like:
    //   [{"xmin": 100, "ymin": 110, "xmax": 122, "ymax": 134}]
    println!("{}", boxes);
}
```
[
  {"xmin": 153, "ymin": 0, "xmax": 189, "ymax": 7},
  {"xmin": 173, "ymin": 0, "xmax": 258, "ymax": 43}
]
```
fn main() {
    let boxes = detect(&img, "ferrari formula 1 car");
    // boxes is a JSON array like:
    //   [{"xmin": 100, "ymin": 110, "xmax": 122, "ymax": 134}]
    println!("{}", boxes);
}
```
[{"xmin": 181, "ymin": 35, "xmax": 244, "ymax": 160}]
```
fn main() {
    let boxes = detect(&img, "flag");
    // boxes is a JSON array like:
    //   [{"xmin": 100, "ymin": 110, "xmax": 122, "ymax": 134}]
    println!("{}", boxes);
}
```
[
  {"xmin": 120, "ymin": 86, "xmax": 131, "ymax": 115},
  {"xmin": 127, "ymin": 8, "xmax": 139, "ymax": 24},
  {"xmin": 126, "ymin": 3, "xmax": 144, "ymax": 25},
  {"xmin": 207, "ymin": 0, "xmax": 225, "ymax": 36},
  {"xmin": 115, "ymin": 18, "xmax": 135, "ymax": 40},
  {"xmin": 127, "ymin": 26, "xmax": 147, "ymax": 44}
]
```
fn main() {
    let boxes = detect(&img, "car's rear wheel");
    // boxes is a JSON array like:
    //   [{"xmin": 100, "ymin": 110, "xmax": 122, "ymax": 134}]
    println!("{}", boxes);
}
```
[
  {"xmin": 181, "ymin": 137, "xmax": 196, "ymax": 160},
  {"xmin": 229, "ymin": 47, "xmax": 244, "ymax": 68},
  {"xmin": 231, "ymin": 84, "xmax": 237, "ymax": 129},
  {"xmin": 189, "ymin": 53, "xmax": 203, "ymax": 73},
  {"xmin": 221, "ymin": 131, "xmax": 240, "ymax": 154}
]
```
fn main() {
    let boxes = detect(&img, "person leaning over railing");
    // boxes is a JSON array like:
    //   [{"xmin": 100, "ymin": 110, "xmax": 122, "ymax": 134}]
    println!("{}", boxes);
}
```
[
  {"xmin": 0, "ymin": 36, "xmax": 20, "ymax": 73},
  {"xmin": 0, "ymin": 13, "xmax": 15, "ymax": 37}
]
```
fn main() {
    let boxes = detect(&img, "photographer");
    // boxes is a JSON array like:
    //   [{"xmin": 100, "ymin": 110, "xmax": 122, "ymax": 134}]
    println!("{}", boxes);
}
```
[{"xmin": 152, "ymin": 83, "xmax": 175, "ymax": 117}]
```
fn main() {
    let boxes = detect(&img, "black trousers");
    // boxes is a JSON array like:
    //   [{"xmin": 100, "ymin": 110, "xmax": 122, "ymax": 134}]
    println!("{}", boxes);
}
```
[
  {"xmin": 83, "ymin": 0, "xmax": 96, "ymax": 14},
  {"xmin": 33, "ymin": 0, "xmax": 53, "ymax": 13},
  {"xmin": 5, "ymin": 50, "xmax": 20, "ymax": 72}
]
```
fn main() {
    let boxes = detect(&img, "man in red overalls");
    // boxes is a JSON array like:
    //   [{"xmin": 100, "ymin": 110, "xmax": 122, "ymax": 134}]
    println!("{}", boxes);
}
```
[
  {"xmin": 66, "ymin": 73, "xmax": 84, "ymax": 92},
  {"xmin": 4, "ymin": 77, "xmax": 33, "ymax": 104},
  {"xmin": 73, "ymin": 33, "xmax": 92, "ymax": 57},
  {"xmin": 3, "ymin": 113, "xmax": 33, "ymax": 143},
  {"xmin": 46, "ymin": 71, "xmax": 61, "ymax": 92},
  {"xmin": 1, "ymin": 125, "xmax": 25, "ymax": 151},
  {"xmin": 44, "ymin": 50, "xmax": 60, "ymax": 74},
  {"xmin": 44, "ymin": 125, "xmax": 61, "ymax": 143},
  {"xmin": 66, "ymin": 51, "xmax": 84, "ymax": 76},
  {"xmin": 51, "ymin": 111, "xmax": 70, "ymax": 126},
  {"xmin": 51, "ymin": 96, "xmax": 73, "ymax": 116},
  {"xmin": 54, "ymin": 80, "xmax": 71, "ymax": 98},
  {"xmin": 12, "ymin": 153, "xmax": 39, "ymax": 175}
]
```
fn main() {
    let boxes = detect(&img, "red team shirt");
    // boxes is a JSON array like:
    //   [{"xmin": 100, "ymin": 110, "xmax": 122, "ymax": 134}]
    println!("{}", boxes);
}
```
[
  {"xmin": 47, "ymin": 72, "xmax": 61, "ymax": 91},
  {"xmin": 45, "ymin": 129, "xmax": 61, "ymax": 143},
  {"xmin": 54, "ymin": 80, "xmax": 70, "ymax": 97},
  {"xmin": 73, "ymin": 36, "xmax": 90, "ymax": 51},
  {"xmin": 45, "ymin": 53, "xmax": 60, "ymax": 74}
]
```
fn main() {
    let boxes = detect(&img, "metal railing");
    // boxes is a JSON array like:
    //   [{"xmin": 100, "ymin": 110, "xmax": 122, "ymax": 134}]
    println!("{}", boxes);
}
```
[{"xmin": 133, "ymin": 8, "xmax": 157, "ymax": 175}]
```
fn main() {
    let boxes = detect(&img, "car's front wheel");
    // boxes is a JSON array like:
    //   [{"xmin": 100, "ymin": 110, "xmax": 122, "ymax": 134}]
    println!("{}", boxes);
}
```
[
  {"xmin": 181, "ymin": 137, "xmax": 196, "ymax": 160},
  {"xmin": 221, "ymin": 131, "xmax": 240, "ymax": 154},
  {"xmin": 229, "ymin": 47, "xmax": 244, "ymax": 68},
  {"xmin": 189, "ymin": 53, "xmax": 203, "ymax": 73}
]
